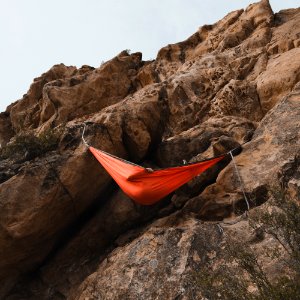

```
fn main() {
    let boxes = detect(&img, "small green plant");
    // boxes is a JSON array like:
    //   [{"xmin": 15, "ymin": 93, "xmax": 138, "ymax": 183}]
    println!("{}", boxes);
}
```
[
  {"xmin": 193, "ymin": 188, "xmax": 300, "ymax": 300},
  {"xmin": 0, "ymin": 129, "xmax": 60, "ymax": 161},
  {"xmin": 251, "ymin": 188, "xmax": 300, "ymax": 273}
]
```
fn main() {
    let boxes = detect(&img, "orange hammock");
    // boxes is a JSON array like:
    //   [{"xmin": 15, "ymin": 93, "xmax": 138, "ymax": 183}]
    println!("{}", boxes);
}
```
[{"xmin": 89, "ymin": 146, "xmax": 226, "ymax": 205}]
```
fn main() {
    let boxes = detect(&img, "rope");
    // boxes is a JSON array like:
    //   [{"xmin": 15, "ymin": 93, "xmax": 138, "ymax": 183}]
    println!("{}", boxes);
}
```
[
  {"xmin": 99, "ymin": 147, "xmax": 142, "ymax": 167},
  {"xmin": 229, "ymin": 151, "xmax": 250, "ymax": 211},
  {"xmin": 81, "ymin": 123, "xmax": 141, "ymax": 167},
  {"xmin": 82, "ymin": 123, "xmax": 251, "ymax": 198},
  {"xmin": 217, "ymin": 224, "xmax": 224, "ymax": 234},
  {"xmin": 81, "ymin": 123, "xmax": 90, "ymax": 147}
]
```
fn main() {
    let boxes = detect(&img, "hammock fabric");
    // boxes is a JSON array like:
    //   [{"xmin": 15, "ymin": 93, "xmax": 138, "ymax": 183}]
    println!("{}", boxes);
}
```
[{"xmin": 89, "ymin": 146, "xmax": 226, "ymax": 205}]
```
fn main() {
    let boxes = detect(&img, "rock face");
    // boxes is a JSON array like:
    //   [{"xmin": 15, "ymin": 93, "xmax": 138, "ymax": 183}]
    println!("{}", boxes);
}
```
[
  {"xmin": 0, "ymin": 1, "xmax": 299, "ymax": 299},
  {"xmin": 74, "ymin": 217, "xmax": 224, "ymax": 300},
  {"xmin": 72, "ymin": 208, "xmax": 286, "ymax": 300}
]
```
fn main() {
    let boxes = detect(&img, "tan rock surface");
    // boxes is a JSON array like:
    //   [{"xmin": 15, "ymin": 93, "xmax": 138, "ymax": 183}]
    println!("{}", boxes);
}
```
[
  {"xmin": 257, "ymin": 47, "xmax": 300, "ymax": 112},
  {"xmin": 184, "ymin": 86, "xmax": 300, "ymax": 219},
  {"xmin": 0, "ymin": 0, "xmax": 299, "ymax": 298},
  {"xmin": 9, "ymin": 64, "xmax": 78, "ymax": 132},
  {"xmin": 72, "ymin": 207, "xmax": 286, "ymax": 300},
  {"xmin": 0, "ymin": 111, "xmax": 14, "ymax": 146},
  {"xmin": 8, "ymin": 51, "xmax": 143, "ymax": 133}
]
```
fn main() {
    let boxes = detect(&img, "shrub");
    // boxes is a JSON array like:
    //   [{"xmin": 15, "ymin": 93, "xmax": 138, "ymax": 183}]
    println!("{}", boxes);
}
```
[
  {"xmin": 193, "ymin": 188, "xmax": 300, "ymax": 300},
  {"xmin": 0, "ymin": 129, "xmax": 60, "ymax": 161}
]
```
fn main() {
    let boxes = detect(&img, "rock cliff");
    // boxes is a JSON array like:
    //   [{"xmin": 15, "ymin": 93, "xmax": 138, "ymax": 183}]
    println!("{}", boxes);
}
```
[{"xmin": 0, "ymin": 0, "xmax": 299, "ymax": 299}]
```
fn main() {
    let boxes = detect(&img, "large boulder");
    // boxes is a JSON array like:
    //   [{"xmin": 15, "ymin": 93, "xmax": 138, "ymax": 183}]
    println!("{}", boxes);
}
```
[
  {"xmin": 9, "ymin": 51, "xmax": 143, "ymax": 133},
  {"xmin": 256, "ymin": 48, "xmax": 300, "ymax": 112},
  {"xmin": 72, "ymin": 205, "xmax": 287, "ymax": 300},
  {"xmin": 184, "ymin": 86, "xmax": 300, "ymax": 219}
]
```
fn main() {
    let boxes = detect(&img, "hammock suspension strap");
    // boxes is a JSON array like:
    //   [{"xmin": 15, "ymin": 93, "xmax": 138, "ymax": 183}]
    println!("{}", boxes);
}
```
[
  {"xmin": 229, "ymin": 150, "xmax": 250, "ymax": 211},
  {"xmin": 81, "ymin": 123, "xmax": 140, "ymax": 167},
  {"xmin": 81, "ymin": 123, "xmax": 90, "ymax": 147},
  {"xmin": 82, "ymin": 124, "xmax": 251, "ymax": 207}
]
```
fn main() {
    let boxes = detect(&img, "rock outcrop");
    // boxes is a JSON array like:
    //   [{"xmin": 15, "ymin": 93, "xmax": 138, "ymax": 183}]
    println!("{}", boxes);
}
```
[{"xmin": 0, "ymin": 0, "xmax": 299, "ymax": 299}]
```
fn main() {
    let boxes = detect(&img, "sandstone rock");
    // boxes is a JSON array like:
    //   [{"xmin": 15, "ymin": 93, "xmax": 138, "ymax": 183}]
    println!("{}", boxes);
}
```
[
  {"xmin": 268, "ymin": 8, "xmax": 300, "ymax": 55},
  {"xmin": 39, "ymin": 51, "xmax": 143, "ymax": 131},
  {"xmin": 0, "ymin": 111, "xmax": 14, "ymax": 146},
  {"xmin": 191, "ymin": 0, "xmax": 273, "ymax": 58},
  {"xmin": 136, "ymin": 61, "xmax": 160, "ymax": 88},
  {"xmin": 163, "ymin": 57, "xmax": 235, "ymax": 136},
  {"xmin": 72, "ymin": 217, "xmax": 222, "ymax": 300},
  {"xmin": 0, "ymin": 153, "xmax": 73, "ymax": 295},
  {"xmin": 1, "ymin": 0, "xmax": 300, "ymax": 298},
  {"xmin": 4, "ymin": 191, "xmax": 171, "ymax": 299},
  {"xmin": 256, "ymin": 47, "xmax": 300, "ymax": 113},
  {"xmin": 210, "ymin": 79, "xmax": 263, "ymax": 121},
  {"xmin": 72, "ymin": 205, "xmax": 287, "ymax": 300},
  {"xmin": 0, "ymin": 129, "xmax": 114, "ymax": 296},
  {"xmin": 184, "ymin": 87, "xmax": 300, "ymax": 219},
  {"xmin": 9, "ymin": 64, "xmax": 78, "ymax": 132},
  {"xmin": 9, "ymin": 51, "xmax": 143, "ymax": 134},
  {"xmin": 0, "ymin": 84, "xmax": 169, "ymax": 297},
  {"xmin": 156, "ymin": 116, "xmax": 255, "ymax": 167}
]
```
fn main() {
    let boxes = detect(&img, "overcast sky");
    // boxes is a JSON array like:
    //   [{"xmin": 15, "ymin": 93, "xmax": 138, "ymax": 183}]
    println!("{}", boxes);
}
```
[{"xmin": 0, "ymin": 0, "xmax": 299, "ymax": 112}]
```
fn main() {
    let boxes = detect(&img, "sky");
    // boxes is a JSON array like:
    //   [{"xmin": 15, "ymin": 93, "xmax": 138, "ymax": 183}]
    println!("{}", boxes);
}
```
[{"xmin": 0, "ymin": 0, "xmax": 299, "ymax": 112}]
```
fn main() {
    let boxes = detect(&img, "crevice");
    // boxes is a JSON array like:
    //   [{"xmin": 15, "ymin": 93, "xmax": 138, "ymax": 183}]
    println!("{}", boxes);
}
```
[
  {"xmin": 37, "ymin": 183, "xmax": 116, "ymax": 269},
  {"xmin": 6, "ymin": 183, "xmax": 117, "ymax": 299},
  {"xmin": 40, "ymin": 84, "xmax": 59, "ymax": 130},
  {"xmin": 255, "ymin": 84, "xmax": 265, "ymax": 117},
  {"xmin": 44, "ymin": 157, "xmax": 78, "ymax": 218}
]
